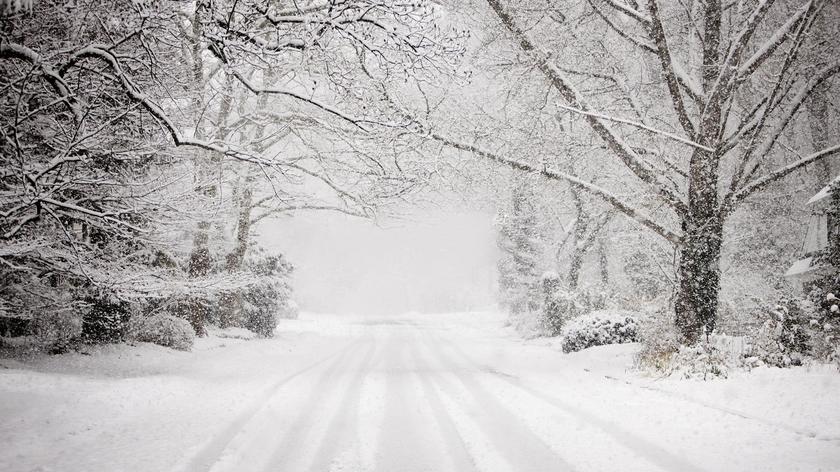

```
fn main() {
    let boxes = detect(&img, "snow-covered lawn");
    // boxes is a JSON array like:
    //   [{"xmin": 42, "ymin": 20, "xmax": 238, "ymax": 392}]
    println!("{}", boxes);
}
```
[{"xmin": 1, "ymin": 312, "xmax": 838, "ymax": 472}]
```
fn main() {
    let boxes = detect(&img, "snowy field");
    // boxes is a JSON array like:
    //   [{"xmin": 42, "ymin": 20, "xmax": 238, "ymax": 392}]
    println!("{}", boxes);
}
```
[{"xmin": 1, "ymin": 311, "xmax": 839, "ymax": 472}]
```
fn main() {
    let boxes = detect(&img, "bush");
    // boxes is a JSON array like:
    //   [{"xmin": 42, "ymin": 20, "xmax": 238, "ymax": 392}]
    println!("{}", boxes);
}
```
[
  {"xmin": 243, "ymin": 303, "xmax": 276, "ymax": 337},
  {"xmin": 129, "ymin": 313, "xmax": 195, "ymax": 351},
  {"xmin": 635, "ymin": 310, "xmax": 680, "ymax": 373},
  {"xmin": 240, "ymin": 253, "xmax": 293, "ymax": 338},
  {"xmin": 561, "ymin": 310, "xmax": 640, "ymax": 353},
  {"xmin": 637, "ymin": 331, "xmax": 749, "ymax": 379},
  {"xmin": 31, "ymin": 311, "xmax": 83, "ymax": 353},
  {"xmin": 668, "ymin": 338, "xmax": 732, "ymax": 380},
  {"xmin": 540, "ymin": 272, "xmax": 607, "ymax": 337},
  {"xmin": 807, "ymin": 288, "xmax": 840, "ymax": 361},
  {"xmin": 749, "ymin": 299, "xmax": 813, "ymax": 367},
  {"xmin": 81, "ymin": 296, "xmax": 131, "ymax": 344}
]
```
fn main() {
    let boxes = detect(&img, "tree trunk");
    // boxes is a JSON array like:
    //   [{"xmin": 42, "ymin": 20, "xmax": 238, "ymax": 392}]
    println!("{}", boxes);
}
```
[
  {"xmin": 598, "ymin": 239, "xmax": 609, "ymax": 286},
  {"xmin": 186, "ymin": 222, "xmax": 211, "ymax": 336},
  {"xmin": 674, "ymin": 0, "xmax": 724, "ymax": 345},
  {"xmin": 674, "ymin": 215, "xmax": 723, "ymax": 344},
  {"xmin": 218, "ymin": 180, "xmax": 254, "ymax": 328},
  {"xmin": 566, "ymin": 189, "xmax": 587, "ymax": 290},
  {"xmin": 675, "ymin": 146, "xmax": 724, "ymax": 344},
  {"xmin": 226, "ymin": 184, "xmax": 253, "ymax": 272}
]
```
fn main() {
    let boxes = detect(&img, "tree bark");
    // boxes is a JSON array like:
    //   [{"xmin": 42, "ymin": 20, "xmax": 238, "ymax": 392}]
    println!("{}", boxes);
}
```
[
  {"xmin": 672, "ymin": 0, "xmax": 724, "ymax": 344},
  {"xmin": 674, "ymin": 214, "xmax": 723, "ymax": 344}
]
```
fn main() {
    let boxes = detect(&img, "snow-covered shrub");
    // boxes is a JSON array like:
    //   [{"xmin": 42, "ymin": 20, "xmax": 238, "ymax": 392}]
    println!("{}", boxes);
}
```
[
  {"xmin": 540, "ymin": 272, "xmax": 608, "ymax": 337},
  {"xmin": 31, "ymin": 311, "xmax": 83, "ymax": 353},
  {"xmin": 241, "ymin": 253, "xmax": 293, "ymax": 338},
  {"xmin": 806, "ymin": 288, "xmax": 840, "ymax": 361},
  {"xmin": 561, "ymin": 310, "xmax": 640, "ymax": 353},
  {"xmin": 635, "ymin": 310, "xmax": 681, "ymax": 373},
  {"xmin": 638, "ymin": 332, "xmax": 748, "ymax": 379},
  {"xmin": 129, "ymin": 314, "xmax": 195, "ymax": 351},
  {"xmin": 242, "ymin": 287, "xmax": 277, "ymax": 338},
  {"xmin": 749, "ymin": 299, "xmax": 813, "ymax": 367},
  {"xmin": 668, "ymin": 338, "xmax": 732, "ymax": 380},
  {"xmin": 81, "ymin": 296, "xmax": 131, "ymax": 344}
]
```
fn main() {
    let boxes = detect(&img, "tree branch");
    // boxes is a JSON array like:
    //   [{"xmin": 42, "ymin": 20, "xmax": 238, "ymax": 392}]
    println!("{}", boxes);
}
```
[
  {"xmin": 646, "ymin": 0, "xmax": 697, "ymax": 137},
  {"xmin": 431, "ymin": 132, "xmax": 682, "ymax": 245},
  {"xmin": 731, "ymin": 143, "xmax": 840, "ymax": 206},
  {"xmin": 484, "ymin": 0, "xmax": 688, "ymax": 217}
]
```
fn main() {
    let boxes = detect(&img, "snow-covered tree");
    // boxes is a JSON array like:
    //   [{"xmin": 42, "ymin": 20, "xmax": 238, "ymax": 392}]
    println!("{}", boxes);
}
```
[
  {"xmin": 425, "ymin": 0, "xmax": 840, "ymax": 344},
  {"xmin": 496, "ymin": 177, "xmax": 543, "ymax": 314},
  {"xmin": 0, "ymin": 0, "xmax": 465, "ymax": 342}
]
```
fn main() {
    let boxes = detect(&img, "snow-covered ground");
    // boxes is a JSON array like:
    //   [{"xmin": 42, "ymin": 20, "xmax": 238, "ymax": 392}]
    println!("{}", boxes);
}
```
[{"xmin": 1, "ymin": 311, "xmax": 838, "ymax": 472}]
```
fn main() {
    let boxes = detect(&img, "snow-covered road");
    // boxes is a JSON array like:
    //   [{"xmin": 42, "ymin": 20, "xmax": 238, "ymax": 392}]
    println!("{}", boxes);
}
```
[{"xmin": 2, "ymin": 312, "xmax": 839, "ymax": 472}]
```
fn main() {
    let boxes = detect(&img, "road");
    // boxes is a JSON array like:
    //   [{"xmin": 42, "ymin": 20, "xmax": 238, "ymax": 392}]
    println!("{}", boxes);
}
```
[
  {"xmin": 179, "ymin": 314, "xmax": 838, "ymax": 472},
  {"xmin": 1, "ymin": 312, "xmax": 839, "ymax": 472}
]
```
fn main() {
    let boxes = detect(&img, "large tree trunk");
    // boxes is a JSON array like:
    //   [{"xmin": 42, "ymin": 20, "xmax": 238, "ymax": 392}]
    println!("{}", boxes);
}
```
[
  {"xmin": 675, "ymin": 136, "xmax": 724, "ymax": 343},
  {"xmin": 674, "ymin": 214, "xmax": 723, "ymax": 344},
  {"xmin": 673, "ymin": 0, "xmax": 724, "ymax": 345}
]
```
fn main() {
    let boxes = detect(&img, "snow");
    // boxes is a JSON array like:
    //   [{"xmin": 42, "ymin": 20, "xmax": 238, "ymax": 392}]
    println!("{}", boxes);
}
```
[{"xmin": 2, "ymin": 312, "xmax": 839, "ymax": 472}]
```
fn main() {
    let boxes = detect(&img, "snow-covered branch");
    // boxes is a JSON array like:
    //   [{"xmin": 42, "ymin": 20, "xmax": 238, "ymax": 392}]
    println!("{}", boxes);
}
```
[
  {"xmin": 484, "ymin": 0, "xmax": 689, "ymax": 218},
  {"xmin": 554, "ymin": 105, "xmax": 712, "ymax": 152},
  {"xmin": 646, "ymin": 0, "xmax": 697, "ymax": 137},
  {"xmin": 731, "ymin": 143, "xmax": 840, "ymax": 206},
  {"xmin": 431, "ymin": 133, "xmax": 682, "ymax": 245}
]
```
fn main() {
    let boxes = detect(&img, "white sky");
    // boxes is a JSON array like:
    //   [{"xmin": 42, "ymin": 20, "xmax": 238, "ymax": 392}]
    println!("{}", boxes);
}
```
[{"xmin": 257, "ymin": 207, "xmax": 499, "ymax": 315}]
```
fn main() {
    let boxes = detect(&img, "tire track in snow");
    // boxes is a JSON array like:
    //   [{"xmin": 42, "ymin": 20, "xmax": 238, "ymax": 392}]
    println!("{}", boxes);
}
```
[
  {"xmin": 304, "ymin": 338, "xmax": 379, "ymax": 472},
  {"xmin": 417, "ymin": 332, "xmax": 576, "ymax": 472},
  {"xmin": 373, "ymin": 335, "xmax": 476, "ymax": 472},
  {"xmin": 260, "ymin": 340, "xmax": 376, "ymax": 472},
  {"xmin": 408, "ymin": 340, "xmax": 482, "ymax": 472},
  {"xmin": 436, "ymin": 336, "xmax": 707, "ymax": 472},
  {"xmin": 178, "ymin": 338, "xmax": 361, "ymax": 472}
]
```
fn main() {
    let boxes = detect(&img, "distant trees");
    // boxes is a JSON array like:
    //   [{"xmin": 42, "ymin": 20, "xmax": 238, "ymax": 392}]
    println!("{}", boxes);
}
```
[
  {"xmin": 496, "ymin": 177, "xmax": 543, "ymax": 314},
  {"xmin": 424, "ymin": 0, "xmax": 840, "ymax": 344}
]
